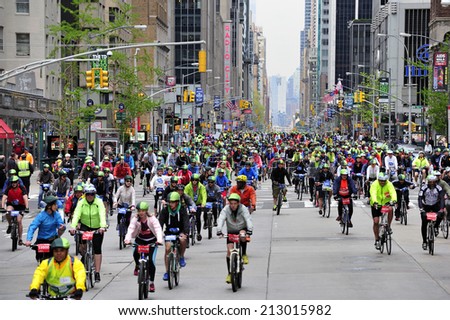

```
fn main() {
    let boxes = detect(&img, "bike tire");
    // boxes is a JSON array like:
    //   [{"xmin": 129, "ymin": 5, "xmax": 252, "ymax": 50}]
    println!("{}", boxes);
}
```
[
  {"xmin": 85, "ymin": 253, "xmax": 94, "ymax": 289},
  {"xmin": 11, "ymin": 223, "xmax": 17, "ymax": 252},
  {"xmin": 237, "ymin": 258, "xmax": 243, "ymax": 289},
  {"xmin": 428, "ymin": 224, "xmax": 434, "ymax": 255},
  {"xmin": 326, "ymin": 197, "xmax": 331, "ymax": 218},
  {"xmin": 138, "ymin": 262, "xmax": 145, "ymax": 300},
  {"xmin": 230, "ymin": 253, "xmax": 238, "ymax": 292},
  {"xmin": 379, "ymin": 230, "xmax": 385, "ymax": 253},
  {"xmin": 299, "ymin": 181, "xmax": 304, "ymax": 200},
  {"xmin": 119, "ymin": 230, "xmax": 124, "ymax": 250},
  {"xmin": 386, "ymin": 230, "xmax": 392, "ymax": 255},
  {"xmin": 276, "ymin": 193, "xmax": 282, "ymax": 216},
  {"xmin": 207, "ymin": 213, "xmax": 212, "ymax": 239},
  {"xmin": 190, "ymin": 223, "xmax": 196, "ymax": 246},
  {"xmin": 442, "ymin": 219, "xmax": 449, "ymax": 239},
  {"xmin": 168, "ymin": 253, "xmax": 175, "ymax": 290},
  {"xmin": 174, "ymin": 253, "xmax": 180, "ymax": 286}
]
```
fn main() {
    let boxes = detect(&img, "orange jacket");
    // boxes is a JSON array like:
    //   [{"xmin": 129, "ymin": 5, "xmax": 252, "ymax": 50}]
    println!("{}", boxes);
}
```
[{"xmin": 228, "ymin": 185, "xmax": 256, "ymax": 209}]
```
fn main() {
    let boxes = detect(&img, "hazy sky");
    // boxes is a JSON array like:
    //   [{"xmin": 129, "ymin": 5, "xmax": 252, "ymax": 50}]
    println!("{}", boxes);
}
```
[{"xmin": 253, "ymin": 0, "xmax": 305, "ymax": 78}]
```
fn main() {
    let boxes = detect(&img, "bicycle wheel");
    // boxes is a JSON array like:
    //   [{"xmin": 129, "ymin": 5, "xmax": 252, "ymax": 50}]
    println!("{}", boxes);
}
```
[
  {"xmin": 402, "ymin": 202, "xmax": 408, "ymax": 226},
  {"xmin": 207, "ymin": 213, "xmax": 212, "ymax": 239},
  {"xmin": 326, "ymin": 195, "xmax": 331, "ymax": 218},
  {"xmin": 190, "ymin": 221, "xmax": 196, "ymax": 246},
  {"xmin": 237, "ymin": 256, "xmax": 243, "ymax": 289},
  {"xmin": 138, "ymin": 261, "xmax": 145, "ymax": 300},
  {"xmin": 168, "ymin": 252, "xmax": 175, "ymax": 290},
  {"xmin": 386, "ymin": 229, "xmax": 392, "ymax": 255},
  {"xmin": 442, "ymin": 218, "xmax": 449, "ymax": 239},
  {"xmin": 276, "ymin": 192, "xmax": 282, "ymax": 215},
  {"xmin": 85, "ymin": 253, "xmax": 94, "ymax": 289},
  {"xmin": 299, "ymin": 181, "xmax": 304, "ymax": 200},
  {"xmin": 379, "ymin": 228, "xmax": 385, "ymax": 253},
  {"xmin": 11, "ymin": 223, "xmax": 17, "ymax": 252},
  {"xmin": 174, "ymin": 252, "xmax": 180, "ymax": 286},
  {"xmin": 230, "ymin": 253, "xmax": 238, "ymax": 292},
  {"xmin": 428, "ymin": 223, "xmax": 434, "ymax": 255},
  {"xmin": 119, "ymin": 219, "xmax": 125, "ymax": 250},
  {"xmin": 341, "ymin": 210, "xmax": 348, "ymax": 235}
]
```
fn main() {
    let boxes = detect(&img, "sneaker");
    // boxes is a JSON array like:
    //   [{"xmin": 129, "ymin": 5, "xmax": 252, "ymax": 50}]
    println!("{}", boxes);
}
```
[
  {"xmin": 203, "ymin": 224, "xmax": 207, "ymax": 230},
  {"xmin": 395, "ymin": 217, "xmax": 400, "ymax": 221},
  {"xmin": 375, "ymin": 240, "xmax": 381, "ymax": 250},
  {"xmin": 213, "ymin": 221, "xmax": 218, "ymax": 227},
  {"xmin": 225, "ymin": 273, "xmax": 231, "ymax": 284},
  {"xmin": 95, "ymin": 272, "xmax": 101, "ymax": 283},
  {"xmin": 149, "ymin": 283, "xmax": 155, "ymax": 292},
  {"xmin": 283, "ymin": 196, "xmax": 287, "ymax": 202},
  {"xmin": 348, "ymin": 221, "xmax": 353, "ymax": 228},
  {"xmin": 242, "ymin": 254, "xmax": 249, "ymax": 264},
  {"xmin": 272, "ymin": 205, "xmax": 277, "ymax": 211},
  {"xmin": 336, "ymin": 216, "xmax": 341, "ymax": 222},
  {"xmin": 319, "ymin": 209, "xmax": 322, "ymax": 215},
  {"xmin": 179, "ymin": 257, "xmax": 186, "ymax": 267},
  {"xmin": 163, "ymin": 272, "xmax": 169, "ymax": 281},
  {"xmin": 6, "ymin": 225, "xmax": 11, "ymax": 234},
  {"xmin": 310, "ymin": 197, "xmax": 313, "ymax": 202},
  {"xmin": 435, "ymin": 227, "xmax": 439, "ymax": 237},
  {"xmin": 422, "ymin": 242, "xmax": 427, "ymax": 250},
  {"xmin": 133, "ymin": 267, "xmax": 138, "ymax": 276},
  {"xmin": 197, "ymin": 234, "xmax": 202, "ymax": 241},
  {"xmin": 18, "ymin": 239, "xmax": 23, "ymax": 246}
]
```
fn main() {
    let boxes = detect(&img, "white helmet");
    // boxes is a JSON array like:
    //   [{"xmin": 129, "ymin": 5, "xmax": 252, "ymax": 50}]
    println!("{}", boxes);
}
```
[
  {"xmin": 65, "ymin": 153, "xmax": 71, "ymax": 158},
  {"xmin": 84, "ymin": 185, "xmax": 97, "ymax": 194}
]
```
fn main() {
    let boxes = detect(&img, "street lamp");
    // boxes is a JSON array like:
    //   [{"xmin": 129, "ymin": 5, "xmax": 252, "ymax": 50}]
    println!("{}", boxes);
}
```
[{"xmin": 378, "ymin": 33, "xmax": 413, "ymax": 144}]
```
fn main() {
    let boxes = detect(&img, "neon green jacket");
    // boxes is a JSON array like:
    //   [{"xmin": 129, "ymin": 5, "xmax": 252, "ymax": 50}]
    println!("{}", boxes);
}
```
[
  {"xmin": 184, "ymin": 182, "xmax": 207, "ymax": 206},
  {"xmin": 412, "ymin": 157, "xmax": 430, "ymax": 169},
  {"xmin": 369, "ymin": 180, "xmax": 397, "ymax": 206},
  {"xmin": 71, "ymin": 197, "xmax": 107, "ymax": 229}
]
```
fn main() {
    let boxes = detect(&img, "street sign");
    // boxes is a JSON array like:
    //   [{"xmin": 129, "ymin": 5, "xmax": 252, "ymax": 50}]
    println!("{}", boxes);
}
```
[
  {"xmin": 214, "ymin": 95, "xmax": 220, "ymax": 111},
  {"xmin": 118, "ymin": 103, "xmax": 125, "ymax": 111},
  {"xmin": 195, "ymin": 87, "xmax": 204, "ymax": 105},
  {"xmin": 116, "ymin": 111, "xmax": 126, "ymax": 121},
  {"xmin": 87, "ymin": 99, "xmax": 94, "ymax": 107}
]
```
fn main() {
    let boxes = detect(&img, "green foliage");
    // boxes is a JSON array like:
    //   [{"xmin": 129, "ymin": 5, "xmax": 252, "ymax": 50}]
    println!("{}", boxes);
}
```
[{"xmin": 252, "ymin": 90, "xmax": 266, "ymax": 131}]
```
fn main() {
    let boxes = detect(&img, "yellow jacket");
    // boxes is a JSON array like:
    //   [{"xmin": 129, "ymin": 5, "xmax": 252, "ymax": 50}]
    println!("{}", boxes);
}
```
[{"xmin": 369, "ymin": 180, "xmax": 397, "ymax": 206}]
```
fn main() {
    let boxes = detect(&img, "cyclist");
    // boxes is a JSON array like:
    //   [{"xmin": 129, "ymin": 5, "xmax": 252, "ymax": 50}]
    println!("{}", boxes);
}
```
[
  {"xmin": 292, "ymin": 161, "xmax": 307, "ymax": 193},
  {"xmin": 430, "ymin": 148, "xmax": 442, "ymax": 171},
  {"xmin": 36, "ymin": 164, "xmax": 55, "ymax": 208},
  {"xmin": 215, "ymin": 168, "xmax": 231, "ymax": 189},
  {"xmin": 64, "ymin": 184, "xmax": 84, "ymax": 222},
  {"xmin": 162, "ymin": 176, "xmax": 181, "ymax": 205},
  {"xmin": 176, "ymin": 184, "xmax": 197, "ymax": 210},
  {"xmin": 216, "ymin": 193, "xmax": 253, "ymax": 283},
  {"xmin": 228, "ymin": 175, "xmax": 257, "ymax": 213},
  {"xmin": 439, "ymin": 148, "xmax": 450, "ymax": 170},
  {"xmin": 1, "ymin": 175, "xmax": 29, "ymax": 243},
  {"xmin": 159, "ymin": 192, "xmax": 189, "ymax": 281},
  {"xmin": 308, "ymin": 155, "xmax": 321, "ymax": 202},
  {"xmin": 124, "ymin": 201, "xmax": 163, "ymax": 293},
  {"xmin": 177, "ymin": 164, "xmax": 192, "ymax": 186},
  {"xmin": 113, "ymin": 175, "xmax": 136, "ymax": 229},
  {"xmin": 270, "ymin": 160, "xmax": 292, "ymax": 210},
  {"xmin": 369, "ymin": 173, "xmax": 397, "ymax": 250},
  {"xmin": 205, "ymin": 176, "xmax": 222, "ymax": 227},
  {"xmin": 53, "ymin": 170, "xmax": 71, "ymax": 200},
  {"xmin": 418, "ymin": 175, "xmax": 445, "ymax": 250},
  {"xmin": 150, "ymin": 165, "xmax": 170, "ymax": 216},
  {"xmin": 185, "ymin": 173, "xmax": 207, "ymax": 241},
  {"xmin": 92, "ymin": 171, "xmax": 110, "ymax": 222},
  {"xmin": 384, "ymin": 150, "xmax": 398, "ymax": 181},
  {"xmin": 78, "ymin": 158, "xmax": 94, "ymax": 183},
  {"xmin": 315, "ymin": 163, "xmax": 334, "ymax": 215},
  {"xmin": 412, "ymin": 151, "xmax": 430, "ymax": 186},
  {"xmin": 28, "ymin": 238, "xmax": 85, "ymax": 300},
  {"xmin": 238, "ymin": 162, "xmax": 258, "ymax": 189},
  {"xmin": 69, "ymin": 185, "xmax": 107, "ymax": 283},
  {"xmin": 113, "ymin": 156, "xmax": 133, "ymax": 186},
  {"xmin": 3, "ymin": 169, "xmax": 24, "ymax": 193},
  {"xmin": 61, "ymin": 153, "xmax": 75, "ymax": 186},
  {"xmin": 392, "ymin": 174, "xmax": 415, "ymax": 221},
  {"xmin": 25, "ymin": 196, "xmax": 66, "ymax": 262},
  {"xmin": 100, "ymin": 155, "xmax": 113, "ymax": 172},
  {"xmin": 333, "ymin": 169, "xmax": 357, "ymax": 226}
]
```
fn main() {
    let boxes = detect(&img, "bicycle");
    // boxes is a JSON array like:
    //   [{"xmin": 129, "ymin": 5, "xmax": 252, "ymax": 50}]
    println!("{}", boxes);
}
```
[
  {"xmin": 30, "ymin": 243, "xmax": 51, "ymax": 296},
  {"xmin": 276, "ymin": 183, "xmax": 286, "ymax": 216},
  {"xmin": 154, "ymin": 187, "xmax": 165, "ymax": 217},
  {"xmin": 226, "ymin": 233, "xmax": 248, "ymax": 292},
  {"xmin": 165, "ymin": 233, "xmax": 180, "ymax": 290},
  {"xmin": 142, "ymin": 168, "xmax": 150, "ymax": 197},
  {"xmin": 378, "ymin": 205, "xmax": 392, "ymax": 255},
  {"xmin": 117, "ymin": 204, "xmax": 131, "ymax": 250},
  {"xmin": 440, "ymin": 211, "xmax": 449, "ymax": 239},
  {"xmin": 322, "ymin": 180, "xmax": 332, "ymax": 218},
  {"xmin": 340, "ymin": 198, "xmax": 351, "ymax": 235},
  {"xmin": 354, "ymin": 173, "xmax": 364, "ymax": 199},
  {"xmin": 204, "ymin": 202, "xmax": 215, "ymax": 239},
  {"xmin": 134, "ymin": 243, "xmax": 157, "ymax": 300},
  {"xmin": 426, "ymin": 212, "xmax": 438, "ymax": 255},
  {"xmin": 188, "ymin": 212, "xmax": 197, "ymax": 247},
  {"xmin": 397, "ymin": 187, "xmax": 409, "ymax": 225},
  {"xmin": 293, "ymin": 173, "xmax": 306, "ymax": 200},
  {"xmin": 9, "ymin": 210, "xmax": 21, "ymax": 252},
  {"xmin": 75, "ymin": 229, "xmax": 101, "ymax": 291}
]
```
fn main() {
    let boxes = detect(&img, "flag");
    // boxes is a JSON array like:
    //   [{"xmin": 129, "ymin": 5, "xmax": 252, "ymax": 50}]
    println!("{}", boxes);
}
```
[
  {"xmin": 322, "ymin": 94, "xmax": 334, "ymax": 103},
  {"xmin": 226, "ymin": 99, "xmax": 236, "ymax": 110}
]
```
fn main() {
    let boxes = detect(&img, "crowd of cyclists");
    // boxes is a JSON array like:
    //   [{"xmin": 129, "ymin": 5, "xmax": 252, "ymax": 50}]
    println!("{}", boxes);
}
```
[{"xmin": 5, "ymin": 130, "xmax": 450, "ymax": 299}]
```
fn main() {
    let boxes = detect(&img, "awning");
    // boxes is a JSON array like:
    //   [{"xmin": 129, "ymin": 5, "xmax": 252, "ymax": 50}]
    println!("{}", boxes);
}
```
[{"xmin": 0, "ymin": 119, "xmax": 14, "ymax": 139}]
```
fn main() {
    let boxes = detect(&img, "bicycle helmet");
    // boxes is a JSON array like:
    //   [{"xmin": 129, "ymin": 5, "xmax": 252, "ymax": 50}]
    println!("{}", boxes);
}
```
[
  {"xmin": 323, "ymin": 163, "xmax": 330, "ymax": 168},
  {"xmin": 433, "ymin": 170, "xmax": 441, "ymax": 176},
  {"xmin": 8, "ymin": 169, "xmax": 16, "ymax": 175},
  {"xmin": 217, "ymin": 168, "xmax": 225, "ymax": 174},
  {"xmin": 170, "ymin": 176, "xmax": 179, "ymax": 183},
  {"xmin": 136, "ymin": 201, "xmax": 150, "ymax": 211},
  {"xmin": 177, "ymin": 184, "xmax": 185, "ymax": 190},
  {"xmin": 97, "ymin": 171, "xmax": 105, "ymax": 177},
  {"xmin": 157, "ymin": 165, "xmax": 164, "ymax": 171},
  {"xmin": 103, "ymin": 167, "xmax": 111, "ymax": 172},
  {"xmin": 398, "ymin": 174, "xmax": 406, "ymax": 180},
  {"xmin": 278, "ymin": 160, "xmax": 285, "ymax": 164},
  {"xmin": 428, "ymin": 175, "xmax": 438, "ymax": 182},
  {"xmin": 340, "ymin": 169, "xmax": 348, "ymax": 175},
  {"xmin": 207, "ymin": 176, "xmax": 216, "ymax": 182},
  {"xmin": 169, "ymin": 192, "xmax": 181, "ymax": 202},
  {"xmin": 43, "ymin": 164, "xmax": 50, "ymax": 169},
  {"xmin": 191, "ymin": 173, "xmax": 200, "ymax": 181},
  {"xmin": 43, "ymin": 196, "xmax": 59, "ymax": 206},
  {"xmin": 59, "ymin": 170, "xmax": 67, "ymax": 177},
  {"xmin": 236, "ymin": 175, "xmax": 248, "ymax": 182},
  {"xmin": 51, "ymin": 237, "xmax": 70, "ymax": 250},
  {"xmin": 84, "ymin": 185, "xmax": 97, "ymax": 194},
  {"xmin": 10, "ymin": 175, "xmax": 19, "ymax": 182},
  {"xmin": 181, "ymin": 164, "xmax": 188, "ymax": 170},
  {"xmin": 228, "ymin": 193, "xmax": 241, "ymax": 202},
  {"xmin": 377, "ymin": 173, "xmax": 388, "ymax": 181},
  {"xmin": 65, "ymin": 153, "xmax": 71, "ymax": 158},
  {"xmin": 125, "ymin": 175, "xmax": 133, "ymax": 182},
  {"xmin": 74, "ymin": 184, "xmax": 84, "ymax": 192}
]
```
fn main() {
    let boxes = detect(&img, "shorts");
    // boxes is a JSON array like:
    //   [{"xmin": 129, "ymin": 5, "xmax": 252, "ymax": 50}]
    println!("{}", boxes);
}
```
[{"xmin": 6, "ymin": 203, "xmax": 26, "ymax": 212}]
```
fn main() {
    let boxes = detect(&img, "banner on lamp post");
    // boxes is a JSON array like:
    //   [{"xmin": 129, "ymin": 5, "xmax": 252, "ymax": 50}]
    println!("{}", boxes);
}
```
[
  {"xmin": 379, "ymin": 77, "xmax": 389, "ymax": 103},
  {"xmin": 433, "ymin": 52, "xmax": 448, "ymax": 92}
]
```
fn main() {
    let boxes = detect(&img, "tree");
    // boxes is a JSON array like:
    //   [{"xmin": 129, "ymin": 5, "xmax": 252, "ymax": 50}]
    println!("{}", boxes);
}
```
[{"xmin": 252, "ymin": 90, "xmax": 266, "ymax": 131}]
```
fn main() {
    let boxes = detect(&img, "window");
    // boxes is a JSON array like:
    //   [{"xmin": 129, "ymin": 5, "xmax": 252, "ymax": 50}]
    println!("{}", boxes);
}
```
[
  {"xmin": 0, "ymin": 27, "xmax": 3, "ymax": 51},
  {"xmin": 16, "ymin": 0, "xmax": 29, "ymax": 13},
  {"xmin": 16, "ymin": 33, "xmax": 30, "ymax": 56}
]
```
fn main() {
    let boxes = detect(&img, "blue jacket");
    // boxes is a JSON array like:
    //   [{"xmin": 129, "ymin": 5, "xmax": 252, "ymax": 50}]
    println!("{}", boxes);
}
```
[
  {"xmin": 26, "ymin": 210, "xmax": 64, "ymax": 241},
  {"xmin": 124, "ymin": 155, "xmax": 135, "ymax": 170},
  {"xmin": 238, "ymin": 167, "xmax": 258, "ymax": 182},
  {"xmin": 215, "ymin": 175, "xmax": 231, "ymax": 188},
  {"xmin": 332, "ymin": 176, "xmax": 357, "ymax": 197}
]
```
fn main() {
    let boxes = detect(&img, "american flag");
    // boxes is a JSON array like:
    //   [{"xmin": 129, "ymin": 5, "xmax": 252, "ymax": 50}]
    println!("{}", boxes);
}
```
[{"xmin": 226, "ymin": 99, "xmax": 236, "ymax": 110}]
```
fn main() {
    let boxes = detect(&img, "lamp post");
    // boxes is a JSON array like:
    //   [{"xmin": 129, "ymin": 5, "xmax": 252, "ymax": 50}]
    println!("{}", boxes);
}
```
[
  {"xmin": 88, "ymin": 24, "xmax": 147, "ymax": 40},
  {"xmin": 378, "ymin": 33, "xmax": 412, "ymax": 143}
]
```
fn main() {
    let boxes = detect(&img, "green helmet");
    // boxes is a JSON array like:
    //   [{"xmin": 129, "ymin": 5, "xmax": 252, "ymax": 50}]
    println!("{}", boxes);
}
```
[
  {"xmin": 10, "ymin": 175, "xmax": 19, "ymax": 182},
  {"xmin": 207, "ymin": 176, "xmax": 216, "ymax": 182},
  {"xmin": 169, "ymin": 192, "xmax": 180, "ymax": 202},
  {"xmin": 378, "ymin": 173, "xmax": 388, "ymax": 181},
  {"xmin": 398, "ymin": 174, "xmax": 406, "ymax": 180},
  {"xmin": 125, "ymin": 175, "xmax": 133, "ymax": 182},
  {"xmin": 136, "ymin": 201, "xmax": 150, "ymax": 211},
  {"xmin": 59, "ymin": 170, "xmax": 67, "ymax": 177},
  {"xmin": 228, "ymin": 193, "xmax": 241, "ymax": 202},
  {"xmin": 51, "ymin": 237, "xmax": 70, "ymax": 250},
  {"xmin": 170, "ymin": 176, "xmax": 179, "ymax": 183},
  {"xmin": 340, "ymin": 169, "xmax": 348, "ymax": 175},
  {"xmin": 43, "ymin": 196, "xmax": 59, "ymax": 205},
  {"xmin": 181, "ymin": 164, "xmax": 188, "ymax": 170},
  {"xmin": 323, "ymin": 163, "xmax": 330, "ymax": 168},
  {"xmin": 97, "ymin": 171, "xmax": 105, "ymax": 177},
  {"xmin": 8, "ymin": 169, "xmax": 16, "ymax": 175},
  {"xmin": 192, "ymin": 173, "xmax": 200, "ymax": 181},
  {"xmin": 43, "ymin": 164, "xmax": 50, "ymax": 168},
  {"xmin": 74, "ymin": 184, "xmax": 84, "ymax": 192}
]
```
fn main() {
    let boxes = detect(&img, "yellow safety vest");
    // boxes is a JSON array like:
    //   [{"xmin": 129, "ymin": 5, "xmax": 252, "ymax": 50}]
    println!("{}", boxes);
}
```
[
  {"xmin": 46, "ymin": 257, "xmax": 76, "ymax": 297},
  {"xmin": 17, "ymin": 160, "xmax": 30, "ymax": 177}
]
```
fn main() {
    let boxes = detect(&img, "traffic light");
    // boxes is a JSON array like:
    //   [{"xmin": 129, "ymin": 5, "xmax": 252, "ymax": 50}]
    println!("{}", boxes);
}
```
[
  {"xmin": 338, "ymin": 99, "xmax": 343, "ymax": 109},
  {"xmin": 183, "ymin": 90, "xmax": 188, "ymax": 102},
  {"xmin": 189, "ymin": 91, "xmax": 195, "ymax": 103},
  {"xmin": 99, "ymin": 69, "xmax": 109, "ymax": 88},
  {"xmin": 198, "ymin": 50, "xmax": 207, "ymax": 73},
  {"xmin": 359, "ymin": 91, "xmax": 365, "ymax": 102},
  {"xmin": 85, "ymin": 70, "xmax": 95, "ymax": 88},
  {"xmin": 354, "ymin": 91, "xmax": 360, "ymax": 103}
]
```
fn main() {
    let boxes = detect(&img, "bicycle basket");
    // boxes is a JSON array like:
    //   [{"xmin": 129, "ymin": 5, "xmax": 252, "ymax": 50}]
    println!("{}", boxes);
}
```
[
  {"xmin": 82, "ymin": 231, "xmax": 94, "ymax": 241},
  {"xmin": 342, "ymin": 198, "xmax": 351, "ymax": 205},
  {"xmin": 426, "ymin": 212, "xmax": 438, "ymax": 221},
  {"xmin": 381, "ymin": 206, "xmax": 390, "ymax": 214},
  {"xmin": 228, "ymin": 234, "xmax": 240, "ymax": 243},
  {"xmin": 137, "ymin": 245, "xmax": 150, "ymax": 254}
]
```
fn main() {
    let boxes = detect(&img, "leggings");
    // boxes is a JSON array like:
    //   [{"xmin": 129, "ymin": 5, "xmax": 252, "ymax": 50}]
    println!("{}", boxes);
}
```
[{"xmin": 133, "ymin": 238, "xmax": 158, "ymax": 281}]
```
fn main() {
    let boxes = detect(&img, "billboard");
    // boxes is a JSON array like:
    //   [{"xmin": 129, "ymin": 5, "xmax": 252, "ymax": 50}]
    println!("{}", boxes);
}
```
[{"xmin": 433, "ymin": 52, "xmax": 448, "ymax": 92}]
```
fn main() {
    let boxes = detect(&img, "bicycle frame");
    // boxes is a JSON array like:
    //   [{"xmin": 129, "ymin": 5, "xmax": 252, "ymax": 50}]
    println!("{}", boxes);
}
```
[
  {"xmin": 165, "ymin": 234, "xmax": 180, "ymax": 290},
  {"xmin": 227, "ymin": 233, "xmax": 245, "ymax": 292},
  {"xmin": 426, "ymin": 212, "xmax": 437, "ymax": 255}
]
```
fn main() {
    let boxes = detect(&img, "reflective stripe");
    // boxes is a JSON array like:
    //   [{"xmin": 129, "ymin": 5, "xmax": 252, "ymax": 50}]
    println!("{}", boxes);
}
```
[{"xmin": 17, "ymin": 160, "xmax": 30, "ymax": 177}]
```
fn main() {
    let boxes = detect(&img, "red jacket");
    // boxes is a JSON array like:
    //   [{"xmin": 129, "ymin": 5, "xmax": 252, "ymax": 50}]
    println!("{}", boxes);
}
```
[{"xmin": 113, "ymin": 163, "xmax": 132, "ymax": 179}]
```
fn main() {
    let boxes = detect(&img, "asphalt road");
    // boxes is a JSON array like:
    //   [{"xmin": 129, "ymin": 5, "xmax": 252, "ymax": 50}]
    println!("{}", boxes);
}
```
[{"xmin": 2, "ymin": 175, "xmax": 450, "ymax": 300}]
